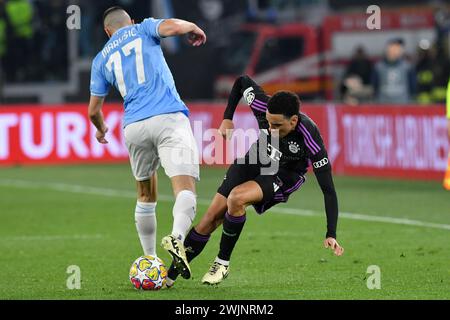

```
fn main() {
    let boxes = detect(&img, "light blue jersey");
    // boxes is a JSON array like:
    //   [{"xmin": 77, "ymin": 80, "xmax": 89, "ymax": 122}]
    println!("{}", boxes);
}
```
[{"xmin": 90, "ymin": 18, "xmax": 189, "ymax": 127}]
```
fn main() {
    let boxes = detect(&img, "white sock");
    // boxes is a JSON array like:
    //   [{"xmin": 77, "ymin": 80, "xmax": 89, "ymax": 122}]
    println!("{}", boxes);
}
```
[
  {"xmin": 172, "ymin": 190, "xmax": 197, "ymax": 242},
  {"xmin": 215, "ymin": 257, "xmax": 230, "ymax": 266},
  {"xmin": 135, "ymin": 201, "xmax": 157, "ymax": 256}
]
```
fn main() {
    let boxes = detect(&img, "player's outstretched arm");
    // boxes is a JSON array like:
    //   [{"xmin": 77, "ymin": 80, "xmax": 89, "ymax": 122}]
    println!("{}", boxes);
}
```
[
  {"xmin": 158, "ymin": 19, "xmax": 206, "ymax": 46},
  {"xmin": 314, "ymin": 168, "xmax": 343, "ymax": 256},
  {"xmin": 88, "ymin": 95, "xmax": 108, "ymax": 144}
]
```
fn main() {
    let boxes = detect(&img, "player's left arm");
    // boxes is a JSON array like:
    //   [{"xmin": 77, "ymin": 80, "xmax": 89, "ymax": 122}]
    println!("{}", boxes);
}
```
[
  {"xmin": 88, "ymin": 95, "xmax": 108, "ymax": 144},
  {"xmin": 303, "ymin": 119, "xmax": 343, "ymax": 256},
  {"xmin": 88, "ymin": 58, "xmax": 110, "ymax": 144},
  {"xmin": 314, "ymin": 168, "xmax": 343, "ymax": 256}
]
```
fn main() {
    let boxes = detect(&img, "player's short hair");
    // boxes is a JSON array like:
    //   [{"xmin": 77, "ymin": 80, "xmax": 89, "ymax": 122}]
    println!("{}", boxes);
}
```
[
  {"xmin": 267, "ymin": 91, "xmax": 300, "ymax": 118},
  {"xmin": 103, "ymin": 6, "xmax": 126, "ymax": 25}
]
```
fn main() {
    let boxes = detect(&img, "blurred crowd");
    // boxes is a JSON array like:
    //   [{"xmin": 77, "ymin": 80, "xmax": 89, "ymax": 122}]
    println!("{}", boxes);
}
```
[
  {"xmin": 340, "ymin": 37, "xmax": 450, "ymax": 105},
  {"xmin": 0, "ymin": 0, "xmax": 69, "ymax": 82},
  {"xmin": 0, "ymin": 0, "xmax": 450, "ymax": 106},
  {"xmin": 0, "ymin": 0, "xmax": 149, "ymax": 83}
]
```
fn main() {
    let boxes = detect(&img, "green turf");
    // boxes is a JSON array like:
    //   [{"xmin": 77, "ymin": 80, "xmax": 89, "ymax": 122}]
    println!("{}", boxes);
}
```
[{"xmin": 0, "ymin": 164, "xmax": 449, "ymax": 299}]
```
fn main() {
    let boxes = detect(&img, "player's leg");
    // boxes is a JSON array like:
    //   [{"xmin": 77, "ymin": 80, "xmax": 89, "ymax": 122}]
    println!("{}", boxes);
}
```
[
  {"xmin": 174, "ymin": 191, "xmax": 228, "ymax": 264},
  {"xmin": 166, "ymin": 161, "xmax": 259, "ymax": 286},
  {"xmin": 166, "ymin": 193, "xmax": 227, "ymax": 286},
  {"xmin": 196, "ymin": 193, "xmax": 228, "ymax": 234},
  {"xmin": 203, "ymin": 170, "xmax": 305, "ymax": 285},
  {"xmin": 220, "ymin": 181, "xmax": 263, "ymax": 259},
  {"xmin": 169, "ymin": 175, "xmax": 197, "ymax": 241},
  {"xmin": 135, "ymin": 173, "xmax": 158, "ymax": 256},
  {"xmin": 160, "ymin": 175, "xmax": 197, "ymax": 279},
  {"xmin": 154, "ymin": 112, "xmax": 200, "ymax": 279},
  {"xmin": 202, "ymin": 181, "xmax": 264, "ymax": 285},
  {"xmin": 123, "ymin": 120, "xmax": 161, "ymax": 257}
]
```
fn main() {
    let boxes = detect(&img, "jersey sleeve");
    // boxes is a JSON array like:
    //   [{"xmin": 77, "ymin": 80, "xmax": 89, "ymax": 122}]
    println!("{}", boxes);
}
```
[
  {"xmin": 314, "ymin": 169, "xmax": 339, "ymax": 239},
  {"xmin": 90, "ymin": 57, "xmax": 109, "ymax": 97},
  {"xmin": 223, "ymin": 75, "xmax": 269, "ymax": 129},
  {"xmin": 297, "ymin": 117, "xmax": 330, "ymax": 173},
  {"xmin": 298, "ymin": 116, "xmax": 339, "ymax": 238},
  {"xmin": 139, "ymin": 17, "xmax": 165, "ymax": 40}
]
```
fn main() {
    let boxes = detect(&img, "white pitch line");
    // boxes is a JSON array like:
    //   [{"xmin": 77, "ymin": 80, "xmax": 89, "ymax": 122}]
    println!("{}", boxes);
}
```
[
  {"xmin": 2, "ymin": 234, "xmax": 104, "ymax": 241},
  {"xmin": 276, "ymin": 208, "xmax": 450, "ymax": 231},
  {"xmin": 1, "ymin": 179, "xmax": 449, "ymax": 231}
]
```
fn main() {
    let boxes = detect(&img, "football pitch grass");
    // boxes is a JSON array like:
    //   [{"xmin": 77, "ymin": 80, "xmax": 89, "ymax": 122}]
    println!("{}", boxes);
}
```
[{"xmin": 0, "ymin": 164, "xmax": 449, "ymax": 300}]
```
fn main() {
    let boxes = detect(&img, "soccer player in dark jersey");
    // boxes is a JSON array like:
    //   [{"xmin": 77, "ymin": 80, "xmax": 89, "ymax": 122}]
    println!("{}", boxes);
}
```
[{"xmin": 166, "ymin": 75, "xmax": 344, "ymax": 287}]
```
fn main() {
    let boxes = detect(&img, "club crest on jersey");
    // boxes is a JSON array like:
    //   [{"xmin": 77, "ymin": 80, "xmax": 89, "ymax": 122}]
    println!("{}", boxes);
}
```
[
  {"xmin": 288, "ymin": 141, "xmax": 300, "ymax": 153},
  {"xmin": 243, "ymin": 87, "xmax": 255, "ymax": 105}
]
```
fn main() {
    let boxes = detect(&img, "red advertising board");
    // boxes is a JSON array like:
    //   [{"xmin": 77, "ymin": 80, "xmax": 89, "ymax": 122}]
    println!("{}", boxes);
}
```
[
  {"xmin": 0, "ymin": 103, "xmax": 447, "ymax": 180},
  {"xmin": 327, "ymin": 105, "xmax": 448, "ymax": 180},
  {"xmin": 0, "ymin": 104, "xmax": 128, "ymax": 165}
]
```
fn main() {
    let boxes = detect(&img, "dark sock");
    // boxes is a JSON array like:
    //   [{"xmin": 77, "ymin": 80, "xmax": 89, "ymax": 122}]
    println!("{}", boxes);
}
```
[
  {"xmin": 167, "ymin": 228, "xmax": 210, "ymax": 280},
  {"xmin": 218, "ymin": 212, "xmax": 246, "ymax": 261}
]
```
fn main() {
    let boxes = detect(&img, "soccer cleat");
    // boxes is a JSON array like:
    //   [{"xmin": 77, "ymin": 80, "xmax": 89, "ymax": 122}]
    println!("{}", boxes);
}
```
[
  {"xmin": 161, "ymin": 235, "xmax": 191, "ymax": 279},
  {"xmin": 201, "ymin": 261, "xmax": 229, "ymax": 285}
]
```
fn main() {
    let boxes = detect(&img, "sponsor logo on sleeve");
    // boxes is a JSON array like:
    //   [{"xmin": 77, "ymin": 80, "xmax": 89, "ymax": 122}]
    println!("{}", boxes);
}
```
[{"xmin": 313, "ymin": 157, "xmax": 329, "ymax": 169}]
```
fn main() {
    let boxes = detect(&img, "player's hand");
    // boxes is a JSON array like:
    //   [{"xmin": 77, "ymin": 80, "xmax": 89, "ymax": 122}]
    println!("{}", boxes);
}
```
[
  {"xmin": 324, "ymin": 237, "xmax": 344, "ymax": 256},
  {"xmin": 187, "ymin": 26, "xmax": 206, "ymax": 46},
  {"xmin": 96, "ymin": 126, "xmax": 108, "ymax": 144},
  {"xmin": 218, "ymin": 119, "xmax": 234, "ymax": 140}
]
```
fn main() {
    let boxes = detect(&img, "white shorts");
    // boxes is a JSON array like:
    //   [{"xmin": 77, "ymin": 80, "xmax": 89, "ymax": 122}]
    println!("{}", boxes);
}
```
[{"xmin": 124, "ymin": 112, "xmax": 200, "ymax": 181}]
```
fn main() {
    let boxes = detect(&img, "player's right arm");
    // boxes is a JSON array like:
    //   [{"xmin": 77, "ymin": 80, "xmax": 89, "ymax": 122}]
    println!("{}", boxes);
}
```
[
  {"xmin": 88, "ymin": 95, "xmax": 108, "ymax": 144},
  {"xmin": 219, "ymin": 75, "xmax": 270, "ymax": 139},
  {"xmin": 301, "ymin": 117, "xmax": 343, "ymax": 256},
  {"xmin": 88, "ymin": 55, "xmax": 110, "ymax": 144}
]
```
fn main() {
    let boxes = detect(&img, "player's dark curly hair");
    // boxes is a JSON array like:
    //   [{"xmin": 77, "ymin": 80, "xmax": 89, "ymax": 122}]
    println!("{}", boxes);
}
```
[{"xmin": 267, "ymin": 91, "xmax": 300, "ymax": 118}]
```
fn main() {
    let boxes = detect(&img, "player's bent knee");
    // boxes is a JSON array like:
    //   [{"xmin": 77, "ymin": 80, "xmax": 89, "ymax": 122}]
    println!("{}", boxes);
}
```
[{"xmin": 227, "ymin": 189, "xmax": 246, "ymax": 213}]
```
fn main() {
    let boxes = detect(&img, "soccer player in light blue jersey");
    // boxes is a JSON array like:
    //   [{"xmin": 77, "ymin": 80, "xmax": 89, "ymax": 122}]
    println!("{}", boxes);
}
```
[{"xmin": 88, "ymin": 6, "xmax": 207, "ymax": 280}]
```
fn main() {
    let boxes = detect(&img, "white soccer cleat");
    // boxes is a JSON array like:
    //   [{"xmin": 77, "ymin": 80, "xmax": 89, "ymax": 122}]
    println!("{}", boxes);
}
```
[
  {"xmin": 161, "ymin": 235, "xmax": 191, "ymax": 279},
  {"xmin": 201, "ymin": 261, "xmax": 229, "ymax": 285}
]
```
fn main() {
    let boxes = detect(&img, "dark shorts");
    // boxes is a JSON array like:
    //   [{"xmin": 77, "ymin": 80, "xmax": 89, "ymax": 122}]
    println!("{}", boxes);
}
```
[{"xmin": 217, "ymin": 163, "xmax": 306, "ymax": 214}]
